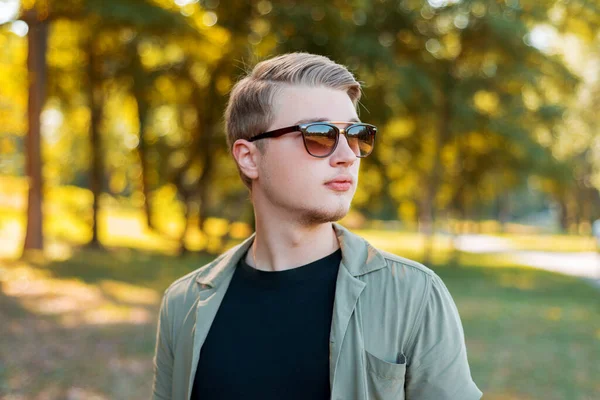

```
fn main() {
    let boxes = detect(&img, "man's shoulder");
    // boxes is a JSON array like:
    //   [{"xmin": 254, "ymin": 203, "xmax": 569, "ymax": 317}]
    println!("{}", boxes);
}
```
[
  {"xmin": 360, "ymin": 241, "xmax": 441, "ymax": 300},
  {"xmin": 377, "ymin": 248, "xmax": 438, "ymax": 279},
  {"xmin": 162, "ymin": 250, "xmax": 230, "ymax": 300},
  {"xmin": 164, "ymin": 268, "xmax": 200, "ymax": 296}
]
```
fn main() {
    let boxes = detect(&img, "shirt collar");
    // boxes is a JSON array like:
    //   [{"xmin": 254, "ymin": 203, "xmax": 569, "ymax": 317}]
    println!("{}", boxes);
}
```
[{"xmin": 194, "ymin": 222, "xmax": 388, "ymax": 288}]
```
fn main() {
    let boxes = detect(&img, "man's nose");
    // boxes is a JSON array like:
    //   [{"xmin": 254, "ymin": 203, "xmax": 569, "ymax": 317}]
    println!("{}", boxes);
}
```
[{"xmin": 331, "ymin": 132, "xmax": 358, "ymax": 162}]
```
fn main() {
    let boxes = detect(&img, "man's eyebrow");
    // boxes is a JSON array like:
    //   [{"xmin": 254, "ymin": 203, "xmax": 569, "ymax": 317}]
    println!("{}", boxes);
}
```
[{"xmin": 293, "ymin": 117, "xmax": 361, "ymax": 125}]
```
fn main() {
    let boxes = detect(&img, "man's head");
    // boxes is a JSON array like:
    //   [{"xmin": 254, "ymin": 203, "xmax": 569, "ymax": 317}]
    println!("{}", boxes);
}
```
[{"xmin": 225, "ymin": 52, "xmax": 370, "ymax": 225}]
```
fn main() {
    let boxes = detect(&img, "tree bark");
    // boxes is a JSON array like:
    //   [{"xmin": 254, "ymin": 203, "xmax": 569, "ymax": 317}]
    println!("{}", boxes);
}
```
[
  {"xmin": 195, "ymin": 69, "xmax": 220, "ymax": 233},
  {"xmin": 422, "ymin": 65, "xmax": 453, "ymax": 266},
  {"xmin": 131, "ymin": 40, "xmax": 154, "ymax": 230},
  {"xmin": 496, "ymin": 190, "xmax": 510, "ymax": 234},
  {"xmin": 88, "ymin": 38, "xmax": 104, "ymax": 247},
  {"xmin": 23, "ymin": 18, "xmax": 49, "ymax": 254},
  {"xmin": 178, "ymin": 198, "xmax": 191, "ymax": 256},
  {"xmin": 557, "ymin": 192, "xmax": 569, "ymax": 233}
]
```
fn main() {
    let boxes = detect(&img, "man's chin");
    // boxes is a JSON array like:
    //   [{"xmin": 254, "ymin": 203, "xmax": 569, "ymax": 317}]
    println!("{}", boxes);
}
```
[{"xmin": 301, "ymin": 206, "xmax": 350, "ymax": 225}]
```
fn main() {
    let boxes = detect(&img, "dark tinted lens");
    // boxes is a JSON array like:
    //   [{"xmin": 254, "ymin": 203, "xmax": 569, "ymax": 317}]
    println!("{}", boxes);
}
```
[
  {"xmin": 303, "ymin": 124, "xmax": 338, "ymax": 156},
  {"xmin": 346, "ymin": 125, "xmax": 375, "ymax": 157}
]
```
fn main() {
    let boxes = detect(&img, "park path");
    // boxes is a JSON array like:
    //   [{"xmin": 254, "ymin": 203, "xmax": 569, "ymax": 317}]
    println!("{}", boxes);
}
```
[{"xmin": 454, "ymin": 234, "xmax": 600, "ymax": 288}]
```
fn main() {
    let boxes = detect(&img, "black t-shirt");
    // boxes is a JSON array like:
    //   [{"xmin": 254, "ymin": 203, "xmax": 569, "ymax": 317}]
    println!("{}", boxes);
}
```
[{"xmin": 191, "ymin": 248, "xmax": 342, "ymax": 400}]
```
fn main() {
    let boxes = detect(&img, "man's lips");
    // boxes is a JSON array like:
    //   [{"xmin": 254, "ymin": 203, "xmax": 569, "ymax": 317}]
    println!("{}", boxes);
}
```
[
  {"xmin": 325, "ymin": 181, "xmax": 352, "ymax": 191},
  {"xmin": 324, "ymin": 175, "xmax": 354, "ymax": 191},
  {"xmin": 324, "ymin": 175, "xmax": 354, "ymax": 185}
]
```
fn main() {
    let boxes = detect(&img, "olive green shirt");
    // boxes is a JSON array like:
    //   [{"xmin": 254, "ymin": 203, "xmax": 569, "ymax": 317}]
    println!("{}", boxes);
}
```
[{"xmin": 151, "ymin": 223, "xmax": 482, "ymax": 399}]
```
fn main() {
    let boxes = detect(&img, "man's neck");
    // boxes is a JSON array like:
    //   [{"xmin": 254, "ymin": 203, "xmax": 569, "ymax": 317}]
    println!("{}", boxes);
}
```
[{"xmin": 245, "ymin": 220, "xmax": 340, "ymax": 272}]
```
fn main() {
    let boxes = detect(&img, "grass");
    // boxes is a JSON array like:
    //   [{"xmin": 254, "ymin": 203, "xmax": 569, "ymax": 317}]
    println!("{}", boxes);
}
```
[
  {"xmin": 436, "ymin": 265, "xmax": 600, "ymax": 400},
  {"xmin": 0, "ymin": 250, "xmax": 215, "ymax": 399},
  {"xmin": 1, "ymin": 235, "xmax": 599, "ymax": 399}
]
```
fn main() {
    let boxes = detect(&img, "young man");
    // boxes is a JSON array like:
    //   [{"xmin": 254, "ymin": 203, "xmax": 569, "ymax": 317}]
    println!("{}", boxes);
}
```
[{"xmin": 152, "ymin": 52, "xmax": 482, "ymax": 400}]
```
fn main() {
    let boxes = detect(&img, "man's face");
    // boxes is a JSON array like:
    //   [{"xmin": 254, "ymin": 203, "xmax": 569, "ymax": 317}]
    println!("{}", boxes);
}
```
[{"xmin": 252, "ymin": 85, "xmax": 361, "ymax": 225}]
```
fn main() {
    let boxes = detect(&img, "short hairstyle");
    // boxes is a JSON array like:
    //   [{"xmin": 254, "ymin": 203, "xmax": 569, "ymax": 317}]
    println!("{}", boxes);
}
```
[{"xmin": 224, "ymin": 52, "xmax": 362, "ymax": 190}]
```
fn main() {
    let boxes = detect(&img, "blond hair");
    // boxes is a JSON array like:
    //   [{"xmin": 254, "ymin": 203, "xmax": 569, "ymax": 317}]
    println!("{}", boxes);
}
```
[{"xmin": 224, "ymin": 52, "xmax": 362, "ymax": 190}]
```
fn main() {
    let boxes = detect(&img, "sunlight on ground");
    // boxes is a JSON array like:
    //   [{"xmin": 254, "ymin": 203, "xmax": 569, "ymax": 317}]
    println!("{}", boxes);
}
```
[
  {"xmin": 354, "ymin": 228, "xmax": 455, "ymax": 251},
  {"xmin": 0, "ymin": 218, "xmax": 23, "ymax": 259},
  {"xmin": 99, "ymin": 280, "xmax": 159, "ymax": 306},
  {"xmin": 102, "ymin": 210, "xmax": 179, "ymax": 253},
  {"xmin": 0, "ymin": 260, "xmax": 160, "ymax": 327},
  {"xmin": 500, "ymin": 234, "xmax": 596, "ymax": 252}
]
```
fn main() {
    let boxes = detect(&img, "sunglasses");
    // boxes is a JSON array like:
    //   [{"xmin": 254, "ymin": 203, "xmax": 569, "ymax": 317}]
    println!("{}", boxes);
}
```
[{"xmin": 248, "ymin": 121, "xmax": 377, "ymax": 158}]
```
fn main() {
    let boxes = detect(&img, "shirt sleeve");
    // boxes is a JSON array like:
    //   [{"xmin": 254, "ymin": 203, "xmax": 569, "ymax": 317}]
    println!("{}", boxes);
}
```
[
  {"xmin": 404, "ymin": 274, "xmax": 482, "ymax": 400},
  {"xmin": 151, "ymin": 290, "xmax": 174, "ymax": 400}
]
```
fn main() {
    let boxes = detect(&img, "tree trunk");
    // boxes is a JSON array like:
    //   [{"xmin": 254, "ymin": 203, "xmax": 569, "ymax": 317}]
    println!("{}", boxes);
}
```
[
  {"xmin": 178, "ymin": 197, "xmax": 191, "ymax": 256},
  {"xmin": 496, "ymin": 190, "xmax": 510, "ymax": 234},
  {"xmin": 420, "ymin": 188, "xmax": 434, "ymax": 265},
  {"xmin": 449, "ymin": 206, "xmax": 464, "ymax": 267},
  {"xmin": 422, "ymin": 65, "xmax": 453, "ymax": 266},
  {"xmin": 447, "ymin": 136, "xmax": 465, "ymax": 267},
  {"xmin": 566, "ymin": 191, "xmax": 578, "ymax": 234},
  {"xmin": 88, "ymin": 38, "xmax": 104, "ymax": 248},
  {"xmin": 137, "ymin": 99, "xmax": 153, "ymax": 229},
  {"xmin": 581, "ymin": 186, "xmax": 592, "ymax": 231},
  {"xmin": 195, "ymin": 89, "xmax": 218, "ymax": 233},
  {"xmin": 131, "ymin": 43, "xmax": 154, "ymax": 230},
  {"xmin": 23, "ymin": 18, "xmax": 49, "ymax": 255},
  {"xmin": 557, "ymin": 192, "xmax": 569, "ymax": 232}
]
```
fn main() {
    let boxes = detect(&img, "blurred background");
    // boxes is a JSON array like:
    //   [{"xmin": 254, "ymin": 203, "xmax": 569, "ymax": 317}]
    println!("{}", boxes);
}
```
[{"xmin": 0, "ymin": 0, "xmax": 599, "ymax": 399}]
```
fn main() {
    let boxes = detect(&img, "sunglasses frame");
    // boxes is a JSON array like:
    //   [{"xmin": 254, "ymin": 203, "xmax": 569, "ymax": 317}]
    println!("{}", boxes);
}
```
[{"xmin": 248, "ymin": 121, "xmax": 377, "ymax": 158}]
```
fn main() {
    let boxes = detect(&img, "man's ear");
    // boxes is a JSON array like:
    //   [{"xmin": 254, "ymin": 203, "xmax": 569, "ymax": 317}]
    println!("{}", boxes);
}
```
[{"xmin": 232, "ymin": 139, "xmax": 259, "ymax": 180}]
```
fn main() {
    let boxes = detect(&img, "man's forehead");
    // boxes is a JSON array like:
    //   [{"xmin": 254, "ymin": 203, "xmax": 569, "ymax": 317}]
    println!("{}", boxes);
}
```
[{"xmin": 271, "ymin": 86, "xmax": 359, "ymax": 126}]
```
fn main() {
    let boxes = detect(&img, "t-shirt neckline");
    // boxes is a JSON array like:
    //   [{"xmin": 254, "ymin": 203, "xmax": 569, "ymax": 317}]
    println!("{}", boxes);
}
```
[{"xmin": 237, "ymin": 248, "xmax": 342, "ymax": 286}]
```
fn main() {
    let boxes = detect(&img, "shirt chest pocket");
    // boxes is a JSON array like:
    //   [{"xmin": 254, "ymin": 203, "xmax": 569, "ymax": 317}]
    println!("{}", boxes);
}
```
[{"xmin": 364, "ymin": 349, "xmax": 406, "ymax": 400}]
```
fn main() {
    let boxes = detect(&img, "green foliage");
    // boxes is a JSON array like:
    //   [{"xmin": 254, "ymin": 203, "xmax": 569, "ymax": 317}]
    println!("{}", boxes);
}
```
[{"xmin": 1, "ymin": 0, "xmax": 599, "ymax": 241}]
